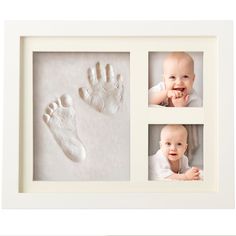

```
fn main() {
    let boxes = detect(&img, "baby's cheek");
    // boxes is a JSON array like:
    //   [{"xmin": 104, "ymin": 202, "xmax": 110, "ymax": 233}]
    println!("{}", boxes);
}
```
[
  {"xmin": 164, "ymin": 81, "xmax": 173, "ymax": 90},
  {"xmin": 186, "ymin": 81, "xmax": 194, "ymax": 92}
]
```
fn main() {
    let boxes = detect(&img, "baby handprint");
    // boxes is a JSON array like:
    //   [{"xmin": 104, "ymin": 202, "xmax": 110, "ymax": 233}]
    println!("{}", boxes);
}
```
[{"xmin": 79, "ymin": 62, "xmax": 124, "ymax": 114}]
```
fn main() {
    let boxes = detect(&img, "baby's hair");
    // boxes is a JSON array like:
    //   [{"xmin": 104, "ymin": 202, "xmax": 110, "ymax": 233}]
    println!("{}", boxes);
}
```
[
  {"xmin": 160, "ymin": 124, "xmax": 188, "ymax": 141},
  {"xmin": 163, "ymin": 52, "xmax": 194, "ymax": 72}
]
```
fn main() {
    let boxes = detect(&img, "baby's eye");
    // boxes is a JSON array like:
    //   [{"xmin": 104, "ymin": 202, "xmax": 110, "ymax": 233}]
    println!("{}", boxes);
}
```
[
  {"xmin": 177, "ymin": 143, "xmax": 182, "ymax": 146},
  {"xmin": 166, "ymin": 142, "xmax": 171, "ymax": 146},
  {"xmin": 182, "ymin": 75, "xmax": 189, "ymax": 79},
  {"xmin": 169, "ymin": 76, "xmax": 176, "ymax": 80}
]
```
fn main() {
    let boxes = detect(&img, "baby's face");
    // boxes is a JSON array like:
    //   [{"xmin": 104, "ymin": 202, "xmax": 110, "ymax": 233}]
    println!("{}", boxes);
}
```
[
  {"xmin": 163, "ymin": 55, "xmax": 195, "ymax": 95},
  {"xmin": 160, "ymin": 126, "xmax": 188, "ymax": 163}
]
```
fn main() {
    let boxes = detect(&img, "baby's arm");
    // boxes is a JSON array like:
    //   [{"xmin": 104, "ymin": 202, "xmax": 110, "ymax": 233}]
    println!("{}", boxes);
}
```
[
  {"xmin": 166, "ymin": 167, "xmax": 200, "ymax": 180},
  {"xmin": 149, "ymin": 90, "xmax": 168, "ymax": 105},
  {"xmin": 166, "ymin": 173, "xmax": 188, "ymax": 180}
]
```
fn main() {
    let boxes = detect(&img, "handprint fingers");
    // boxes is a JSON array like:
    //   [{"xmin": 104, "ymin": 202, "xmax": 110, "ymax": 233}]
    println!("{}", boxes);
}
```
[
  {"xmin": 79, "ymin": 62, "xmax": 124, "ymax": 114},
  {"xmin": 88, "ymin": 68, "xmax": 97, "ymax": 87},
  {"xmin": 116, "ymin": 74, "xmax": 124, "ymax": 97},
  {"xmin": 95, "ymin": 62, "xmax": 106, "ymax": 82},
  {"xmin": 105, "ymin": 64, "xmax": 115, "ymax": 83},
  {"xmin": 117, "ymin": 74, "xmax": 123, "ymax": 86},
  {"xmin": 96, "ymin": 62, "xmax": 102, "ymax": 80}
]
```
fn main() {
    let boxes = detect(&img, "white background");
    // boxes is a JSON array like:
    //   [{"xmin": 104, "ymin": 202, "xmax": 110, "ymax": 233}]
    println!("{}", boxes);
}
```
[{"xmin": 0, "ymin": 0, "xmax": 235, "ymax": 235}]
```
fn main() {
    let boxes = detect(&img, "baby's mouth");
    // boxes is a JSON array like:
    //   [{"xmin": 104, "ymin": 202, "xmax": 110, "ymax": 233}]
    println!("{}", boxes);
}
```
[
  {"xmin": 169, "ymin": 153, "xmax": 178, "ymax": 157},
  {"xmin": 173, "ymin": 88, "xmax": 185, "ymax": 92}
]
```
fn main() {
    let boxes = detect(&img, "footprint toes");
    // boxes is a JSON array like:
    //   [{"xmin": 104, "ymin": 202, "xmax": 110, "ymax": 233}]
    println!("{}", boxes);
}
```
[
  {"xmin": 43, "ymin": 114, "xmax": 50, "ymax": 123},
  {"xmin": 49, "ymin": 102, "xmax": 58, "ymax": 111},
  {"xmin": 46, "ymin": 107, "xmax": 53, "ymax": 116},
  {"xmin": 60, "ymin": 94, "xmax": 73, "ymax": 107}
]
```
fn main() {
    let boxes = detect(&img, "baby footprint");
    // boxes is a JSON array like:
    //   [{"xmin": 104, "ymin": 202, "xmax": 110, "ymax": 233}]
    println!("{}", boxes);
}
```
[{"xmin": 43, "ymin": 94, "xmax": 86, "ymax": 162}]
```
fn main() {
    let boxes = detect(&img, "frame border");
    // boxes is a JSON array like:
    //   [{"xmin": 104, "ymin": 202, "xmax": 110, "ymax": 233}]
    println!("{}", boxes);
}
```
[{"xmin": 3, "ymin": 21, "xmax": 234, "ymax": 208}]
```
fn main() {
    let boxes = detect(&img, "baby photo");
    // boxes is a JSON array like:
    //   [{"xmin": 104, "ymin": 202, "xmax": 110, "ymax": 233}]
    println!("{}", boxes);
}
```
[
  {"xmin": 149, "ymin": 124, "xmax": 203, "ymax": 180},
  {"xmin": 33, "ymin": 52, "xmax": 130, "ymax": 181},
  {"xmin": 148, "ymin": 52, "xmax": 203, "ymax": 107}
]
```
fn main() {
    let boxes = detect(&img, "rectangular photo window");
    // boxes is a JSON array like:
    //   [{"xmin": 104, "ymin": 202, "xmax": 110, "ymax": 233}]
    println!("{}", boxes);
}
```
[
  {"xmin": 148, "ymin": 52, "xmax": 203, "ymax": 108},
  {"xmin": 148, "ymin": 124, "xmax": 203, "ymax": 181}
]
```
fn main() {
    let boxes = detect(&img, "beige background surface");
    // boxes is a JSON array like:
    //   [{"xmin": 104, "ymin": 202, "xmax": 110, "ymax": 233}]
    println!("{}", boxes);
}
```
[{"xmin": 33, "ymin": 52, "xmax": 130, "ymax": 181}]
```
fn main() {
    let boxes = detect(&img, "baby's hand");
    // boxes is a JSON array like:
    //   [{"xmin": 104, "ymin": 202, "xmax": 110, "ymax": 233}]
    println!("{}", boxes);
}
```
[
  {"xmin": 184, "ymin": 167, "xmax": 200, "ymax": 180},
  {"xmin": 171, "ymin": 94, "xmax": 189, "ymax": 107},
  {"xmin": 167, "ymin": 90, "xmax": 183, "ymax": 99}
]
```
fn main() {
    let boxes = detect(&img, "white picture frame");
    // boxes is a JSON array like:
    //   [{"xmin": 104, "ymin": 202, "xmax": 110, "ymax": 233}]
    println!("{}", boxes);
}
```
[{"xmin": 3, "ymin": 21, "xmax": 234, "ymax": 208}]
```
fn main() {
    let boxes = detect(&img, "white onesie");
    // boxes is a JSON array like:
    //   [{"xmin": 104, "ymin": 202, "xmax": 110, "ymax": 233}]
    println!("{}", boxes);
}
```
[
  {"xmin": 149, "ymin": 149, "xmax": 190, "ymax": 180},
  {"xmin": 148, "ymin": 82, "xmax": 202, "ymax": 107}
]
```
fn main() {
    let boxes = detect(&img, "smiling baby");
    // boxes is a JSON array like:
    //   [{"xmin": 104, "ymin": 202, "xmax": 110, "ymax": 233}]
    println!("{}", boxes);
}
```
[
  {"xmin": 149, "ymin": 125, "xmax": 201, "ymax": 180},
  {"xmin": 148, "ymin": 52, "xmax": 202, "ymax": 107}
]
